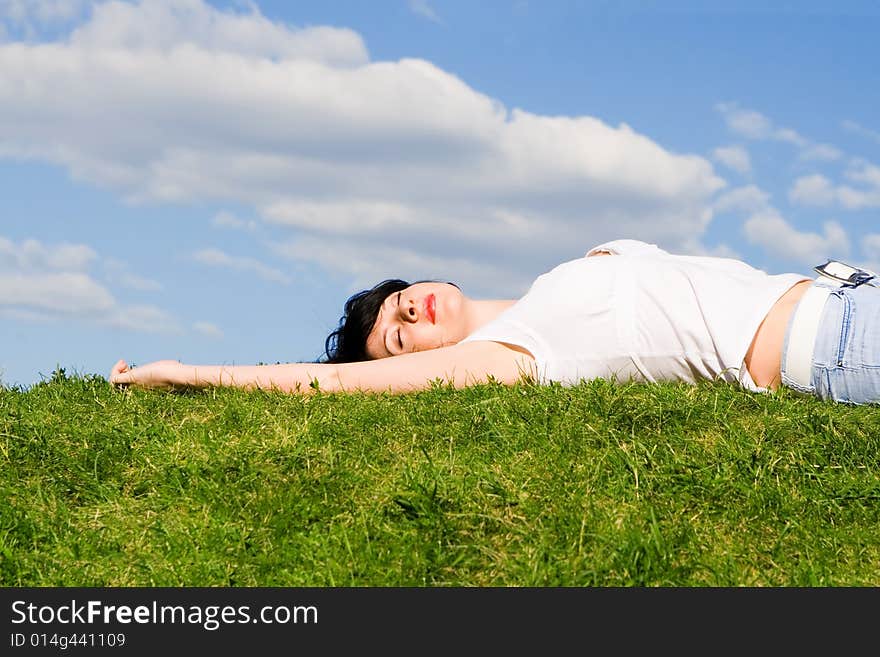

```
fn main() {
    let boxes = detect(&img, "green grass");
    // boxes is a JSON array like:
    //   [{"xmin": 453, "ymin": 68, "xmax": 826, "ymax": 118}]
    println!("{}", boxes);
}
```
[{"xmin": 2, "ymin": 369, "xmax": 880, "ymax": 586}]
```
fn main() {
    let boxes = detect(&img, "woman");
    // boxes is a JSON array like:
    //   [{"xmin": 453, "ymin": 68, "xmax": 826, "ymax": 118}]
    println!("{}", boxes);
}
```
[{"xmin": 109, "ymin": 239, "xmax": 880, "ymax": 404}]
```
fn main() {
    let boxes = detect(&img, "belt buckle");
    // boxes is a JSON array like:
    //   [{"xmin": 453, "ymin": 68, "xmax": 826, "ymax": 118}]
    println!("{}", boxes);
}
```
[{"xmin": 813, "ymin": 260, "xmax": 877, "ymax": 288}]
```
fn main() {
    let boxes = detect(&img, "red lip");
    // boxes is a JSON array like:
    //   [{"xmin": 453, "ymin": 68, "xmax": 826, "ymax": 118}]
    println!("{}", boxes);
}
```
[{"xmin": 425, "ymin": 294, "xmax": 436, "ymax": 324}]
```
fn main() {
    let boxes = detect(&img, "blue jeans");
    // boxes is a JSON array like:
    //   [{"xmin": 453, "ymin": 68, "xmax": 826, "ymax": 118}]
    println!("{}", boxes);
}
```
[{"xmin": 781, "ymin": 282, "xmax": 880, "ymax": 405}]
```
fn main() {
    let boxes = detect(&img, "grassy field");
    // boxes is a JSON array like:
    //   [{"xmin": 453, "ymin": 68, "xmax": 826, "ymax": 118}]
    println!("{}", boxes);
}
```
[{"xmin": 2, "ymin": 369, "xmax": 879, "ymax": 587}]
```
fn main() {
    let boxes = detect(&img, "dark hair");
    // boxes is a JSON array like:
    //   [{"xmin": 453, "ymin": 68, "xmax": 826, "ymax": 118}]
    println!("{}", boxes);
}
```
[
  {"xmin": 322, "ymin": 278, "xmax": 461, "ymax": 363},
  {"xmin": 323, "ymin": 278, "xmax": 412, "ymax": 363}
]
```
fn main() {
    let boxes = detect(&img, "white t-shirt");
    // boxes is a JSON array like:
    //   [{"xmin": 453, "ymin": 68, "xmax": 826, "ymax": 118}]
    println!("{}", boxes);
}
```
[{"xmin": 460, "ymin": 239, "xmax": 809, "ymax": 392}]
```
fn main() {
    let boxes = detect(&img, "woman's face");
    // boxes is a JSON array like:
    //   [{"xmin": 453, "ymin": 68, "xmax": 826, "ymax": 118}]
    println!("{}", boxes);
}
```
[{"xmin": 365, "ymin": 282, "xmax": 467, "ymax": 359}]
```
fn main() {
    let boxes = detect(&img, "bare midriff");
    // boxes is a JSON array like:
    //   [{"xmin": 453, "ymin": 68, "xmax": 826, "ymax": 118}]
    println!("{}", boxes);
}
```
[{"xmin": 743, "ymin": 279, "xmax": 812, "ymax": 389}]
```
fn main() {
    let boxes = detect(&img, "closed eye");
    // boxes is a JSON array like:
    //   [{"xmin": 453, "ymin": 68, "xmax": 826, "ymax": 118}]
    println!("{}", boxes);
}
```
[{"xmin": 396, "ymin": 292, "xmax": 404, "ymax": 351}]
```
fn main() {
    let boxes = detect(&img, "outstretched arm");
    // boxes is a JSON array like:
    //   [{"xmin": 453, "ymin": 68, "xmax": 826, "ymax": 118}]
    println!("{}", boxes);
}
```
[{"xmin": 109, "ymin": 340, "xmax": 537, "ymax": 395}]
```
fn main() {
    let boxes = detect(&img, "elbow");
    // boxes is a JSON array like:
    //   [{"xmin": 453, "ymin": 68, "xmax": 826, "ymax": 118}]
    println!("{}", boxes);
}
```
[
  {"xmin": 259, "ymin": 363, "xmax": 341, "ymax": 395},
  {"xmin": 307, "ymin": 363, "xmax": 342, "ymax": 394}
]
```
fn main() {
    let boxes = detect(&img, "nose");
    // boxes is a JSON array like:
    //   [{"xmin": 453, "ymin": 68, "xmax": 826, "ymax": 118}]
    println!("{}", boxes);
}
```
[{"xmin": 399, "ymin": 297, "xmax": 419, "ymax": 323}]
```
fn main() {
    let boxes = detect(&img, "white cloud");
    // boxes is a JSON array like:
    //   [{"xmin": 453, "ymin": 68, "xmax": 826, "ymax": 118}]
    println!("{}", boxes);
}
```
[
  {"xmin": 789, "ymin": 174, "xmax": 835, "ymax": 206},
  {"xmin": 863, "ymin": 234, "xmax": 880, "ymax": 260},
  {"xmin": 713, "ymin": 184, "xmax": 771, "ymax": 214},
  {"xmin": 789, "ymin": 162, "xmax": 880, "ymax": 210},
  {"xmin": 105, "ymin": 258, "xmax": 163, "ymax": 291},
  {"xmin": 0, "ymin": 236, "xmax": 96, "ymax": 270},
  {"xmin": 716, "ymin": 102, "xmax": 806, "ymax": 146},
  {"xmin": 272, "ymin": 236, "xmax": 537, "ymax": 299},
  {"xmin": 837, "ymin": 188, "xmax": 880, "ymax": 210},
  {"xmin": 859, "ymin": 234, "xmax": 880, "ymax": 277},
  {"xmin": 845, "ymin": 160, "xmax": 880, "ymax": 188},
  {"xmin": 712, "ymin": 145, "xmax": 751, "ymax": 175},
  {"xmin": 0, "ymin": 307, "xmax": 56, "ymax": 323},
  {"xmin": 105, "ymin": 304, "xmax": 181, "ymax": 333},
  {"xmin": 68, "ymin": 0, "xmax": 368, "ymax": 65},
  {"xmin": 716, "ymin": 103, "xmax": 773, "ymax": 140},
  {"xmin": 842, "ymin": 119, "xmax": 880, "ymax": 146},
  {"xmin": 712, "ymin": 180, "xmax": 854, "ymax": 269},
  {"xmin": 716, "ymin": 102, "xmax": 843, "ymax": 164},
  {"xmin": 678, "ymin": 240, "xmax": 742, "ymax": 260},
  {"xmin": 773, "ymin": 127, "xmax": 808, "ymax": 148},
  {"xmin": 0, "ymin": 271, "xmax": 114, "ymax": 314},
  {"xmin": 0, "ymin": 236, "xmax": 110, "ymax": 314},
  {"xmin": 0, "ymin": 234, "xmax": 177, "ymax": 331},
  {"xmin": 0, "ymin": 0, "xmax": 725, "ymax": 296},
  {"xmin": 1, "ymin": 0, "xmax": 88, "ymax": 36},
  {"xmin": 264, "ymin": 199, "xmax": 419, "ymax": 233},
  {"xmin": 192, "ymin": 247, "xmax": 291, "ymax": 284},
  {"xmin": 1, "ymin": 0, "xmax": 86, "ymax": 22},
  {"xmin": 710, "ymin": 183, "xmax": 850, "ymax": 268},
  {"xmin": 212, "ymin": 210, "xmax": 257, "ymax": 231},
  {"xmin": 800, "ymin": 143, "xmax": 842, "ymax": 162},
  {"xmin": 193, "ymin": 321, "xmax": 223, "ymax": 338},
  {"xmin": 408, "ymin": 0, "xmax": 443, "ymax": 24},
  {"xmin": 744, "ymin": 212, "xmax": 849, "ymax": 265}
]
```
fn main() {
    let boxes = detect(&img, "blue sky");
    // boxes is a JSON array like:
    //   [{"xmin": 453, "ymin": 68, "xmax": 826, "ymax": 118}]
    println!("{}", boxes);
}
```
[{"xmin": 1, "ymin": 0, "xmax": 879, "ymax": 389}]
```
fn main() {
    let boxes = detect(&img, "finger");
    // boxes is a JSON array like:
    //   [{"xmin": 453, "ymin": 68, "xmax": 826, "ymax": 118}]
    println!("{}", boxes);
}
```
[{"xmin": 110, "ymin": 360, "xmax": 132, "ymax": 385}]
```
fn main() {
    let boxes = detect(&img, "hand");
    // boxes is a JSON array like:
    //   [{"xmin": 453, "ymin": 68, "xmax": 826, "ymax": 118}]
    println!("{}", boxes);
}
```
[{"xmin": 109, "ymin": 359, "xmax": 186, "ymax": 390}]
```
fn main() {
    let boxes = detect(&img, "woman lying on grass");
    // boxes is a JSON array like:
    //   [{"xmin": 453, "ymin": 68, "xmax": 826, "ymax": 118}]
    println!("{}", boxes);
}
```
[{"xmin": 110, "ymin": 238, "xmax": 880, "ymax": 405}]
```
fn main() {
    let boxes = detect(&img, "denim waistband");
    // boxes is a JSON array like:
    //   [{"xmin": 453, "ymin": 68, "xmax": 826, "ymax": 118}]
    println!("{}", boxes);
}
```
[{"xmin": 780, "ymin": 282, "xmax": 880, "ymax": 404}]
